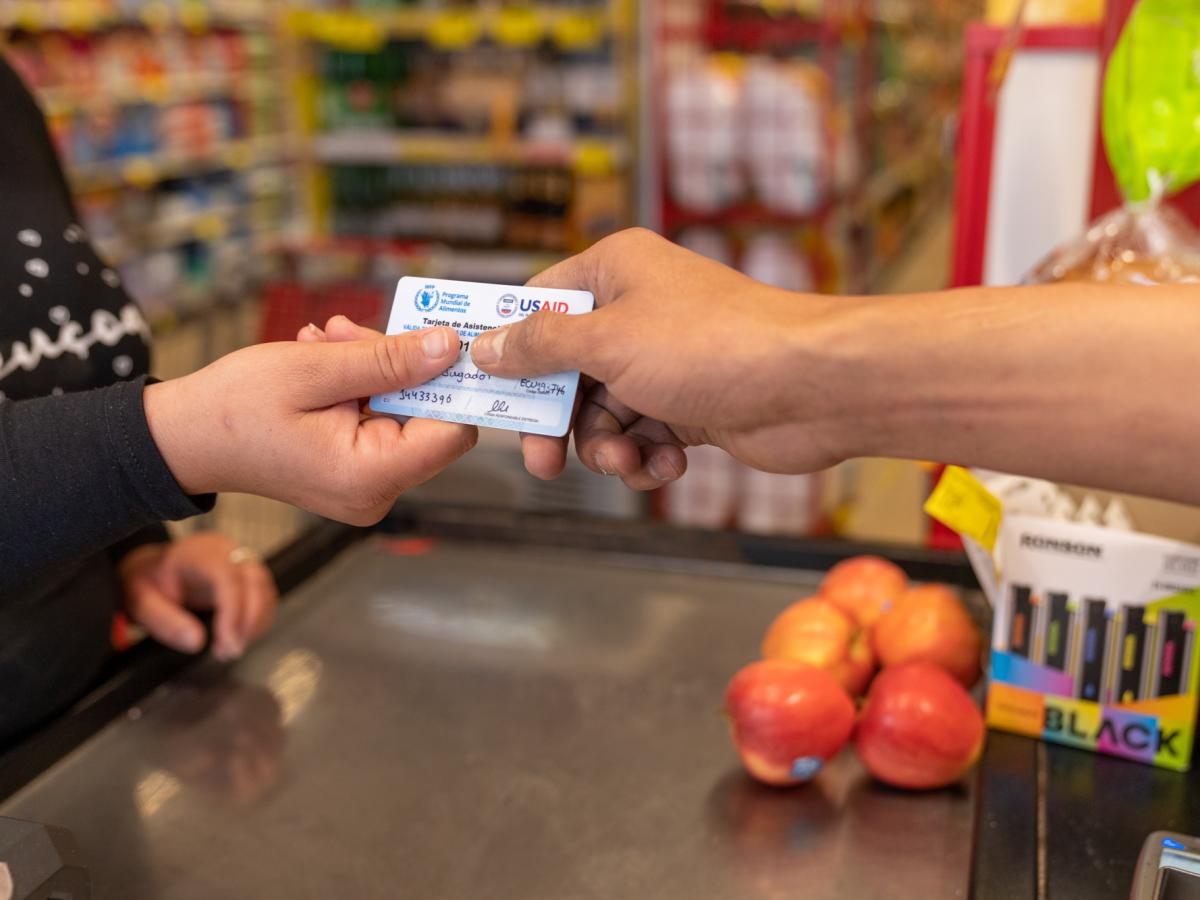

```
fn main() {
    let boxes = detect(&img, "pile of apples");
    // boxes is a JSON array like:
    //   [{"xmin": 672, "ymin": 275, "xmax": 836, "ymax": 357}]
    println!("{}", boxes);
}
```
[{"xmin": 724, "ymin": 556, "xmax": 987, "ymax": 790}]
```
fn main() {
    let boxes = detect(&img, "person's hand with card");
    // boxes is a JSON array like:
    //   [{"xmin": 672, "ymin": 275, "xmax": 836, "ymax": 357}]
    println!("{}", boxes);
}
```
[
  {"xmin": 143, "ymin": 328, "xmax": 479, "ymax": 526},
  {"xmin": 467, "ymin": 227, "xmax": 1200, "ymax": 506},
  {"xmin": 468, "ymin": 228, "xmax": 848, "ymax": 489},
  {"xmin": 307, "ymin": 276, "xmax": 600, "ymax": 487}
]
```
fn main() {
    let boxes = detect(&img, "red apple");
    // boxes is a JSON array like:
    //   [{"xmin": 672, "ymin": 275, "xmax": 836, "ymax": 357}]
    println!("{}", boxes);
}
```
[
  {"xmin": 761, "ymin": 597, "xmax": 876, "ymax": 696},
  {"xmin": 855, "ymin": 662, "xmax": 985, "ymax": 790},
  {"xmin": 725, "ymin": 660, "xmax": 856, "ymax": 787},
  {"xmin": 820, "ymin": 556, "xmax": 908, "ymax": 628},
  {"xmin": 871, "ymin": 584, "xmax": 982, "ymax": 687}
]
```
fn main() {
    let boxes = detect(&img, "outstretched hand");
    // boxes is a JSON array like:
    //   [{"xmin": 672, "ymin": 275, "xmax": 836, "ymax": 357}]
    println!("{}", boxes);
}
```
[{"xmin": 468, "ymin": 228, "xmax": 854, "ymax": 489}]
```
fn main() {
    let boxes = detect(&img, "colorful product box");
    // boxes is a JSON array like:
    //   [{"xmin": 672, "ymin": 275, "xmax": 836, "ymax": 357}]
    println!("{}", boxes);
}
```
[{"xmin": 987, "ymin": 514, "xmax": 1200, "ymax": 770}]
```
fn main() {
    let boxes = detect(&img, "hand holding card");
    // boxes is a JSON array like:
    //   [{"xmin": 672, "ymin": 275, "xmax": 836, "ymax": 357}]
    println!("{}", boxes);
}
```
[{"xmin": 369, "ymin": 277, "xmax": 594, "ymax": 438}]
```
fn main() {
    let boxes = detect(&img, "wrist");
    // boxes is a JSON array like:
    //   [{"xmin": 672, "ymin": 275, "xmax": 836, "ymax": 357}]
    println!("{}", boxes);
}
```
[
  {"xmin": 144, "ymin": 378, "xmax": 215, "ymax": 496},
  {"xmin": 778, "ymin": 294, "xmax": 887, "ymax": 460},
  {"xmin": 795, "ymin": 289, "xmax": 997, "ymax": 462}
]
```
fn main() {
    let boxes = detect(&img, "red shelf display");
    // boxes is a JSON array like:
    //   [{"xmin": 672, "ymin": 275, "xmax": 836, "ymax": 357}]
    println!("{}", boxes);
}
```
[
  {"xmin": 651, "ymin": 0, "xmax": 965, "ymax": 540},
  {"xmin": 651, "ymin": 0, "xmax": 877, "ymax": 293}
]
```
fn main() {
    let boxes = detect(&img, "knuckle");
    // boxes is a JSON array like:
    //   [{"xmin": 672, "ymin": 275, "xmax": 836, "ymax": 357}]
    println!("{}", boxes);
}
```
[
  {"xmin": 373, "ymin": 338, "xmax": 411, "ymax": 387},
  {"xmin": 608, "ymin": 227, "xmax": 658, "ymax": 252},
  {"xmin": 586, "ymin": 228, "xmax": 661, "ymax": 292},
  {"xmin": 509, "ymin": 311, "xmax": 550, "ymax": 358}
]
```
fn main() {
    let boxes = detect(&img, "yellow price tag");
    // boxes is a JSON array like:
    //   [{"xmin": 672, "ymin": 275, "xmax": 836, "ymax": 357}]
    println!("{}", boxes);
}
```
[
  {"xmin": 924, "ymin": 466, "xmax": 1003, "ymax": 551},
  {"xmin": 193, "ymin": 212, "xmax": 228, "ymax": 242},
  {"xmin": 572, "ymin": 141, "xmax": 614, "ymax": 177},
  {"xmin": 62, "ymin": 0, "xmax": 100, "ymax": 33},
  {"xmin": 286, "ymin": 10, "xmax": 386, "ymax": 51},
  {"xmin": 179, "ymin": 1, "xmax": 211, "ymax": 33},
  {"xmin": 428, "ymin": 10, "xmax": 482, "ymax": 49},
  {"xmin": 14, "ymin": 1, "xmax": 46, "ymax": 31},
  {"xmin": 224, "ymin": 141, "xmax": 256, "ymax": 170},
  {"xmin": 493, "ymin": 6, "xmax": 544, "ymax": 47},
  {"xmin": 140, "ymin": 2, "xmax": 172, "ymax": 32},
  {"xmin": 552, "ymin": 11, "xmax": 606, "ymax": 50},
  {"xmin": 710, "ymin": 52, "xmax": 748, "ymax": 78},
  {"xmin": 122, "ymin": 157, "xmax": 160, "ymax": 190},
  {"xmin": 139, "ymin": 76, "xmax": 171, "ymax": 105}
]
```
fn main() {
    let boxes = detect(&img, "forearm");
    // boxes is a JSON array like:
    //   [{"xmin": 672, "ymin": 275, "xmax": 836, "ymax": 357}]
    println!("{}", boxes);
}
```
[
  {"xmin": 816, "ymin": 282, "xmax": 1200, "ymax": 502},
  {"xmin": 0, "ymin": 379, "xmax": 212, "ymax": 591}
]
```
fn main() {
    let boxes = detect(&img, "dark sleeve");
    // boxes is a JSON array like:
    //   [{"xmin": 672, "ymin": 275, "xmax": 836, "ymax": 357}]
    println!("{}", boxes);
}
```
[
  {"xmin": 0, "ymin": 376, "xmax": 214, "ymax": 592},
  {"xmin": 107, "ymin": 523, "xmax": 172, "ymax": 566}
]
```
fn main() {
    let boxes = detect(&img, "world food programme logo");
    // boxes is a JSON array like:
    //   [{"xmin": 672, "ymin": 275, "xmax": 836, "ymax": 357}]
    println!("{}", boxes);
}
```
[
  {"xmin": 414, "ymin": 285, "xmax": 440, "ymax": 312},
  {"xmin": 496, "ymin": 293, "xmax": 518, "ymax": 318}
]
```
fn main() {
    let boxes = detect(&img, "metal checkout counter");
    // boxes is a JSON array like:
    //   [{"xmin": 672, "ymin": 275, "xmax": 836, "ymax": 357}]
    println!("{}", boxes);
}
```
[{"xmin": 1, "ymin": 507, "xmax": 1199, "ymax": 899}]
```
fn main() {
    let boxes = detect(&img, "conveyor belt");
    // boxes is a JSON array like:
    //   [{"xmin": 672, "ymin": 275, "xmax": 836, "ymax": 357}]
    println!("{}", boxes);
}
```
[{"xmin": 1, "ymin": 534, "xmax": 976, "ymax": 900}]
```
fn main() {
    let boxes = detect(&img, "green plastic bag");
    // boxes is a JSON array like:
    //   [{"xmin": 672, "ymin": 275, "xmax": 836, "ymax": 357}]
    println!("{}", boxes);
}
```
[
  {"xmin": 1028, "ymin": 0, "xmax": 1200, "ymax": 285},
  {"xmin": 1103, "ymin": 0, "xmax": 1200, "ymax": 205}
]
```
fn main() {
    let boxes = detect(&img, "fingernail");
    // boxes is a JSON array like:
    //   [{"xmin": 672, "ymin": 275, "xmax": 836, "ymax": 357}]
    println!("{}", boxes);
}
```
[
  {"xmin": 181, "ymin": 630, "xmax": 205, "ymax": 654},
  {"xmin": 595, "ymin": 452, "xmax": 615, "ymax": 476},
  {"xmin": 305, "ymin": 322, "xmax": 323, "ymax": 336},
  {"xmin": 214, "ymin": 642, "xmax": 244, "ymax": 662},
  {"xmin": 421, "ymin": 328, "xmax": 450, "ymax": 358},
  {"xmin": 649, "ymin": 456, "xmax": 681, "ymax": 482},
  {"xmin": 472, "ymin": 328, "xmax": 507, "ymax": 366}
]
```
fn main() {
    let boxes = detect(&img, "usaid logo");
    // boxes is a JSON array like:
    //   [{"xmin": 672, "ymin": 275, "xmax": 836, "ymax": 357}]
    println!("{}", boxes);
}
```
[
  {"xmin": 518, "ymin": 298, "xmax": 570, "ymax": 314},
  {"xmin": 414, "ymin": 285, "xmax": 440, "ymax": 312},
  {"xmin": 496, "ymin": 293, "xmax": 518, "ymax": 318}
]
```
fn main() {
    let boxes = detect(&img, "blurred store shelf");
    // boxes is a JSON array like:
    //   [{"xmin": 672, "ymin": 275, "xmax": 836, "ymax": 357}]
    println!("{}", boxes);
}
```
[
  {"xmin": 0, "ymin": 0, "xmax": 273, "ymax": 33},
  {"xmin": 37, "ymin": 72, "xmax": 280, "ymax": 117},
  {"xmin": 286, "ymin": 5, "xmax": 613, "ymax": 52},
  {"xmin": 312, "ymin": 131, "xmax": 626, "ymax": 172},
  {"xmin": 67, "ymin": 135, "xmax": 293, "ymax": 193}
]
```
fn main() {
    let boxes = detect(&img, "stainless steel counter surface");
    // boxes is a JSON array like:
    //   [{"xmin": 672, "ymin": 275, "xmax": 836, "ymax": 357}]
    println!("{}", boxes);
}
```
[{"xmin": 1, "ymin": 537, "xmax": 974, "ymax": 899}]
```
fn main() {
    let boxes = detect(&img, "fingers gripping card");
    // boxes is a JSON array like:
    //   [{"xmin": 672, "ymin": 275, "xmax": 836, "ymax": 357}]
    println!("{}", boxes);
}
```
[{"xmin": 369, "ymin": 277, "xmax": 594, "ymax": 437}]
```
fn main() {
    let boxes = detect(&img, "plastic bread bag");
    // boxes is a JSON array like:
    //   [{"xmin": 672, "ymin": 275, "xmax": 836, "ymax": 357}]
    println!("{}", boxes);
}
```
[{"xmin": 1026, "ymin": 0, "xmax": 1200, "ymax": 286}]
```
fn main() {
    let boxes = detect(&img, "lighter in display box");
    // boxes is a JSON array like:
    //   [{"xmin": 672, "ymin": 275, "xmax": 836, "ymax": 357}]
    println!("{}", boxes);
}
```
[
  {"xmin": 988, "ymin": 515, "xmax": 1200, "ymax": 771},
  {"xmin": 370, "ymin": 276, "xmax": 595, "ymax": 438}
]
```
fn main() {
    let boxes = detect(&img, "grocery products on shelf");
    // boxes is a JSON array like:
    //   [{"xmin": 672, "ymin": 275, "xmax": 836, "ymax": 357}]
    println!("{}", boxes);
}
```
[
  {"xmin": 0, "ymin": 0, "xmax": 274, "ymax": 31},
  {"xmin": 655, "ymin": 0, "xmax": 971, "ymax": 540},
  {"xmin": 666, "ymin": 56, "xmax": 829, "ymax": 217},
  {"xmin": 1, "ymin": 0, "xmax": 295, "ymax": 327},
  {"xmin": 665, "ymin": 59, "xmax": 744, "ymax": 214},
  {"xmin": 657, "ymin": 0, "xmax": 967, "ymax": 296},
  {"xmin": 290, "ymin": 0, "xmax": 634, "ymax": 282}
]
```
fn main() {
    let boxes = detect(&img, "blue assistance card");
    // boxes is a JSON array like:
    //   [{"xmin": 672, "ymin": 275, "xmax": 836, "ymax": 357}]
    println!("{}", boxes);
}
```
[{"xmin": 369, "ymin": 276, "xmax": 595, "ymax": 438}]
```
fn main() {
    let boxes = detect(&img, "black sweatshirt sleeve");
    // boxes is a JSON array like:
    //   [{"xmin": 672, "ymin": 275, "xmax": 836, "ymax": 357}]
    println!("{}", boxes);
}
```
[
  {"xmin": 0, "ymin": 376, "xmax": 214, "ymax": 592},
  {"xmin": 106, "ymin": 522, "xmax": 172, "ymax": 566}
]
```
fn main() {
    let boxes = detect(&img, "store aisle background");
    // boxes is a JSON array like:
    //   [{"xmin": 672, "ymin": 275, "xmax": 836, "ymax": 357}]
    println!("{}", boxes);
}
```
[{"xmin": 0, "ymin": 0, "xmax": 971, "ymax": 554}]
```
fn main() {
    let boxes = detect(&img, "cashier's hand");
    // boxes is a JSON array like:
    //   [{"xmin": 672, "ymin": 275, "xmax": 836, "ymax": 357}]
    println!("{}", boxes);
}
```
[
  {"xmin": 118, "ymin": 533, "xmax": 278, "ymax": 660},
  {"xmin": 469, "ymin": 228, "xmax": 850, "ymax": 489},
  {"xmin": 144, "ymin": 327, "xmax": 478, "ymax": 525}
]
